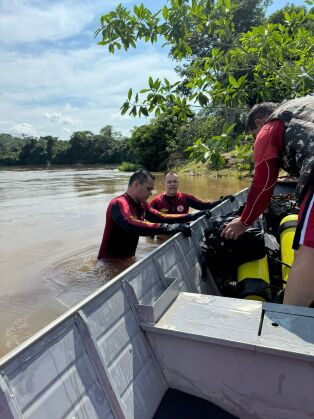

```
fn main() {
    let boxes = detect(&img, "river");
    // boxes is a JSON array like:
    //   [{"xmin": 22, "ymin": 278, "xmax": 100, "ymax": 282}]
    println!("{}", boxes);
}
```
[{"xmin": 0, "ymin": 166, "xmax": 248, "ymax": 357}]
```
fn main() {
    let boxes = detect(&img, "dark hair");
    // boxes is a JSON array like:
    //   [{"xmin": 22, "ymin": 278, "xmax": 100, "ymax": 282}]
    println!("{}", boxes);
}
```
[
  {"xmin": 246, "ymin": 102, "xmax": 278, "ymax": 130},
  {"xmin": 128, "ymin": 169, "xmax": 155, "ymax": 187},
  {"xmin": 163, "ymin": 171, "xmax": 178, "ymax": 178}
]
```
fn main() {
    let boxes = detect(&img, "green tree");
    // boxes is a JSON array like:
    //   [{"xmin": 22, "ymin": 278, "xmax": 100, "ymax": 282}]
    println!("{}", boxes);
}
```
[
  {"xmin": 19, "ymin": 138, "xmax": 47, "ymax": 165},
  {"xmin": 96, "ymin": 0, "xmax": 313, "ymax": 167},
  {"xmin": 129, "ymin": 113, "xmax": 183, "ymax": 170},
  {"xmin": 0, "ymin": 133, "xmax": 27, "ymax": 165},
  {"xmin": 96, "ymin": 1, "xmax": 313, "ymax": 116},
  {"xmin": 68, "ymin": 131, "xmax": 94, "ymax": 163}
]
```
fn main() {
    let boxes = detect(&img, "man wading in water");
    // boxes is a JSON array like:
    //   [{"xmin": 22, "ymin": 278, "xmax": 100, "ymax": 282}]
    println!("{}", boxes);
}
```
[{"xmin": 150, "ymin": 171, "xmax": 233, "ymax": 215}]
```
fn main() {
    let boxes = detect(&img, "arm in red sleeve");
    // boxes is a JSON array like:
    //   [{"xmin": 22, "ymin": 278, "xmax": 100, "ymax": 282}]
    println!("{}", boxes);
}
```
[
  {"xmin": 185, "ymin": 194, "xmax": 212, "ymax": 210},
  {"xmin": 240, "ymin": 159, "xmax": 279, "ymax": 226},
  {"xmin": 145, "ymin": 206, "xmax": 194, "ymax": 224},
  {"xmin": 111, "ymin": 201, "xmax": 163, "ymax": 236}
]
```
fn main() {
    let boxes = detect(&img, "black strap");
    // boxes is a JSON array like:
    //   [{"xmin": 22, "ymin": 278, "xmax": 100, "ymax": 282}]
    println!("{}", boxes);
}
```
[{"xmin": 278, "ymin": 219, "xmax": 298, "ymax": 234}]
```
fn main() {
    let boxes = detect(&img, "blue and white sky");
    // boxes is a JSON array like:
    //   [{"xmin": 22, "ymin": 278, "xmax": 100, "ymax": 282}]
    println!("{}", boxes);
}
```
[{"xmin": 0, "ymin": 0, "xmax": 308, "ymax": 139}]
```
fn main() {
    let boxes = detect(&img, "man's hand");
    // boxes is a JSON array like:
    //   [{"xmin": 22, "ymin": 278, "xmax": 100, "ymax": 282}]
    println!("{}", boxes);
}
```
[
  {"xmin": 160, "ymin": 223, "xmax": 192, "ymax": 237},
  {"xmin": 221, "ymin": 217, "xmax": 249, "ymax": 240},
  {"xmin": 186, "ymin": 210, "xmax": 212, "ymax": 221}
]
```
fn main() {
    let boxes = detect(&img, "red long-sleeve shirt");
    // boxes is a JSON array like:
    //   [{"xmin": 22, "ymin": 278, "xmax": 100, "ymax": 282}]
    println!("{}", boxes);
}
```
[
  {"xmin": 240, "ymin": 120, "xmax": 284, "ymax": 226},
  {"xmin": 149, "ymin": 192, "xmax": 212, "ymax": 214}
]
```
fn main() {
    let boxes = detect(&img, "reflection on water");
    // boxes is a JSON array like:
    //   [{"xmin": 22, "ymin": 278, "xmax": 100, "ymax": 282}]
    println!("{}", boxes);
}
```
[
  {"xmin": 44, "ymin": 245, "xmax": 135, "ymax": 308},
  {"xmin": 0, "ymin": 165, "xmax": 248, "ymax": 358}
]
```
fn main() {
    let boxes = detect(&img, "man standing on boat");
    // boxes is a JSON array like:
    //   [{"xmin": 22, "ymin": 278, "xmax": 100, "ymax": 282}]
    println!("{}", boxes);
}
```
[
  {"xmin": 97, "ymin": 169, "xmax": 210, "ymax": 260},
  {"xmin": 222, "ymin": 96, "xmax": 314, "ymax": 307},
  {"xmin": 150, "ymin": 171, "xmax": 233, "ymax": 214}
]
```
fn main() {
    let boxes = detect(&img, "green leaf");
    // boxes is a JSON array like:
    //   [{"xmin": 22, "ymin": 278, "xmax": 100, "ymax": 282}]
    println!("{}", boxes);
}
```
[
  {"xmin": 162, "ymin": 6, "xmax": 169, "ymax": 20},
  {"xmin": 140, "ymin": 106, "xmax": 149, "ymax": 116},
  {"xmin": 223, "ymin": 0, "xmax": 231, "ymax": 10},
  {"xmin": 128, "ymin": 88, "xmax": 132, "ymax": 101},
  {"xmin": 283, "ymin": 11, "xmax": 291, "ymax": 22},
  {"xmin": 130, "ymin": 105, "xmax": 137, "ymax": 117},
  {"xmin": 228, "ymin": 75, "xmax": 238, "ymax": 88},
  {"xmin": 120, "ymin": 101, "xmax": 130, "ymax": 115},
  {"xmin": 134, "ymin": 5, "xmax": 140, "ymax": 17},
  {"xmin": 198, "ymin": 92, "xmax": 209, "ymax": 106},
  {"xmin": 148, "ymin": 76, "xmax": 154, "ymax": 89}
]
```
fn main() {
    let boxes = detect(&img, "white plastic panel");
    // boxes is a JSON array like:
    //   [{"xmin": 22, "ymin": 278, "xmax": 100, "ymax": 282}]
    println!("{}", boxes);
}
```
[
  {"xmin": 258, "ymin": 309, "xmax": 314, "ymax": 357},
  {"xmin": 175, "ymin": 236, "xmax": 205, "ymax": 294},
  {"xmin": 126, "ymin": 259, "xmax": 164, "ymax": 306},
  {"xmin": 153, "ymin": 242, "xmax": 193, "ymax": 293},
  {"xmin": 3, "ymin": 318, "xmax": 113, "ymax": 419},
  {"xmin": 156, "ymin": 293, "xmax": 261, "ymax": 346},
  {"xmin": 82, "ymin": 282, "xmax": 165, "ymax": 419}
]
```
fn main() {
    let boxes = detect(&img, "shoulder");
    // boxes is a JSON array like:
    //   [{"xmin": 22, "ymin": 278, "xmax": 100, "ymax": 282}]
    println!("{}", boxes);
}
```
[
  {"xmin": 177, "ymin": 191, "xmax": 195, "ymax": 200},
  {"xmin": 112, "ymin": 193, "xmax": 127, "ymax": 203},
  {"xmin": 254, "ymin": 120, "xmax": 284, "ymax": 166},
  {"xmin": 257, "ymin": 120, "xmax": 284, "ymax": 137},
  {"xmin": 150, "ymin": 193, "xmax": 163, "ymax": 204},
  {"xmin": 108, "ymin": 194, "xmax": 127, "ymax": 208}
]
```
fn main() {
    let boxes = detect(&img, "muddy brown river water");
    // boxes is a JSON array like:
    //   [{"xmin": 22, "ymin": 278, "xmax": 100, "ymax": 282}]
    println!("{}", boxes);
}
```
[{"xmin": 0, "ymin": 166, "xmax": 248, "ymax": 357}]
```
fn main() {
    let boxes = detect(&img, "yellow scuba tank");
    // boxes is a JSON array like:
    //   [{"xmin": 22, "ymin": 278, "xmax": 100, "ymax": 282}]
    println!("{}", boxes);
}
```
[
  {"xmin": 237, "ymin": 256, "xmax": 270, "ymax": 301},
  {"xmin": 279, "ymin": 214, "xmax": 298, "ymax": 285}
]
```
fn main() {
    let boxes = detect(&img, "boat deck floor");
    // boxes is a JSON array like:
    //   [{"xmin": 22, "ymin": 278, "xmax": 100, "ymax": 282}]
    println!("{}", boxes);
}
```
[{"xmin": 154, "ymin": 389, "xmax": 238, "ymax": 419}]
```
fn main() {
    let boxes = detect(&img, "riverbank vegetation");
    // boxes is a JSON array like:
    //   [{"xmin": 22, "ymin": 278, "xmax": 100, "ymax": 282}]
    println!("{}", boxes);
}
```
[{"xmin": 1, "ymin": 1, "xmax": 313, "ymax": 175}]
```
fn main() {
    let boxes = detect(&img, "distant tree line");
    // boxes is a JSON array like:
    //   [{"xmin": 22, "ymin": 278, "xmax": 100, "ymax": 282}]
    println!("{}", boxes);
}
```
[
  {"xmin": 0, "ymin": 126, "xmax": 134, "ymax": 166},
  {"xmin": 0, "ymin": 115, "xmax": 225, "ymax": 171}
]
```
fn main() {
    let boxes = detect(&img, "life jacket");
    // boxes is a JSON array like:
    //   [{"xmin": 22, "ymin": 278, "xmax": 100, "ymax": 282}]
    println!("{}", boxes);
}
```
[{"xmin": 267, "ymin": 95, "xmax": 314, "ymax": 203}]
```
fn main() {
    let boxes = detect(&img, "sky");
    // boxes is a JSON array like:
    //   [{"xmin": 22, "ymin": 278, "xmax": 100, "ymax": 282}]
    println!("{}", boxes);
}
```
[{"xmin": 0, "ymin": 0, "xmax": 309, "ymax": 140}]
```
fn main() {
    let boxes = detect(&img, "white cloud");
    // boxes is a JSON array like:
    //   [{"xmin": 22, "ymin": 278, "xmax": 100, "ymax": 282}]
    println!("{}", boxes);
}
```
[
  {"xmin": 44, "ymin": 112, "xmax": 79, "ymax": 125},
  {"xmin": 10, "ymin": 123, "xmax": 38, "ymax": 137},
  {"xmin": 0, "ymin": 44, "xmax": 177, "ymax": 139},
  {"xmin": 0, "ymin": 0, "xmax": 122, "ymax": 44},
  {"xmin": 0, "ymin": 1, "xmax": 177, "ymax": 139},
  {"xmin": 62, "ymin": 127, "xmax": 72, "ymax": 134}
]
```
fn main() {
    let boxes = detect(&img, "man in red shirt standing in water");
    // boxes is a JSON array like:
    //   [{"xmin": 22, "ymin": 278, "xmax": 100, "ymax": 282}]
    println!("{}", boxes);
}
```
[
  {"xmin": 97, "ymin": 170, "xmax": 210, "ymax": 260},
  {"xmin": 222, "ymin": 96, "xmax": 314, "ymax": 307},
  {"xmin": 150, "ymin": 171, "xmax": 233, "ymax": 214}
]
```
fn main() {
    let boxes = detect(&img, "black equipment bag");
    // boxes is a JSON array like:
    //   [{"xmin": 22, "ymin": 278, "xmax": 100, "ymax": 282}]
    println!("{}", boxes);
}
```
[{"xmin": 200, "ymin": 218, "xmax": 266, "ymax": 283}]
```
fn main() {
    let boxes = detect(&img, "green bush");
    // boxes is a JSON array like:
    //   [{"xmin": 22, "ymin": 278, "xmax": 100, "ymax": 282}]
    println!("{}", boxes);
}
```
[{"xmin": 118, "ymin": 161, "xmax": 139, "ymax": 172}]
